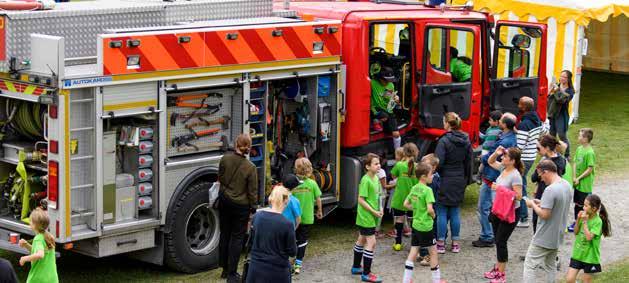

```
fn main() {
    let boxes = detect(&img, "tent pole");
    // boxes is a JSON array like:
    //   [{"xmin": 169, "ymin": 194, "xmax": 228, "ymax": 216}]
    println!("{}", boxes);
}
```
[{"xmin": 571, "ymin": 25, "xmax": 585, "ymax": 124}]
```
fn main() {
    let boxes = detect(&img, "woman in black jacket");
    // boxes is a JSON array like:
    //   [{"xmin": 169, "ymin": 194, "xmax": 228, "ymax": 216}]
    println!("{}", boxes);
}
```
[
  {"xmin": 246, "ymin": 186, "xmax": 297, "ymax": 283},
  {"xmin": 531, "ymin": 134, "xmax": 567, "ymax": 233},
  {"xmin": 434, "ymin": 112, "xmax": 472, "ymax": 253},
  {"xmin": 218, "ymin": 133, "xmax": 258, "ymax": 282}
]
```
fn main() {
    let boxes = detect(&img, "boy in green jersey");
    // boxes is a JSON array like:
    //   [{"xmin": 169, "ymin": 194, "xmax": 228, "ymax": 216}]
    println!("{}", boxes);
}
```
[
  {"xmin": 351, "ymin": 153, "xmax": 384, "ymax": 283},
  {"xmin": 566, "ymin": 194, "xmax": 611, "ymax": 283},
  {"xmin": 391, "ymin": 143, "xmax": 419, "ymax": 251},
  {"xmin": 401, "ymin": 163, "xmax": 444, "ymax": 283},
  {"xmin": 569, "ymin": 128, "xmax": 596, "ymax": 232},
  {"xmin": 292, "ymin": 158, "xmax": 323, "ymax": 274}
]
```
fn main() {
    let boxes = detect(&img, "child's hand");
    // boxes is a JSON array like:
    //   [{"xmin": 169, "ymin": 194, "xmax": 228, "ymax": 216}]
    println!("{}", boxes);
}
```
[
  {"xmin": 491, "ymin": 183, "xmax": 497, "ymax": 190},
  {"xmin": 316, "ymin": 210, "xmax": 323, "ymax": 220},
  {"xmin": 19, "ymin": 256, "xmax": 27, "ymax": 266},
  {"xmin": 18, "ymin": 239, "xmax": 28, "ymax": 248},
  {"xmin": 573, "ymin": 178, "xmax": 580, "ymax": 186},
  {"xmin": 579, "ymin": 210, "xmax": 588, "ymax": 221},
  {"xmin": 374, "ymin": 210, "xmax": 384, "ymax": 218}
]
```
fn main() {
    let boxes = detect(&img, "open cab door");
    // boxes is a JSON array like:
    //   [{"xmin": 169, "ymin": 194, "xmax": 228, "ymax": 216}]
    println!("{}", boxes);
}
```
[
  {"xmin": 490, "ymin": 21, "xmax": 547, "ymax": 119},
  {"xmin": 416, "ymin": 21, "xmax": 482, "ymax": 143}
]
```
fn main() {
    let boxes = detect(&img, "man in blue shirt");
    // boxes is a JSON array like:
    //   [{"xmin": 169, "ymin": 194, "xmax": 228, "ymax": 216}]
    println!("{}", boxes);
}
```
[
  {"xmin": 473, "ymin": 113, "xmax": 517, "ymax": 247},
  {"xmin": 282, "ymin": 174, "xmax": 302, "ymax": 229}
]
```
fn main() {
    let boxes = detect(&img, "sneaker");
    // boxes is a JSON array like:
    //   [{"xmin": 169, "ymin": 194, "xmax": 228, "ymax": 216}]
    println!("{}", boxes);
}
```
[
  {"xmin": 472, "ymin": 239, "xmax": 495, "ymax": 248},
  {"xmin": 371, "ymin": 121, "xmax": 383, "ymax": 132},
  {"xmin": 451, "ymin": 242, "xmax": 461, "ymax": 253},
  {"xmin": 403, "ymin": 227, "xmax": 412, "ymax": 237},
  {"xmin": 393, "ymin": 243, "xmax": 403, "ymax": 251},
  {"xmin": 361, "ymin": 273, "xmax": 383, "ymax": 283},
  {"xmin": 436, "ymin": 241, "xmax": 446, "ymax": 254},
  {"xmin": 484, "ymin": 266, "xmax": 498, "ymax": 279},
  {"xmin": 556, "ymin": 256, "xmax": 561, "ymax": 271},
  {"xmin": 489, "ymin": 272, "xmax": 506, "ymax": 283},
  {"xmin": 419, "ymin": 255, "xmax": 430, "ymax": 266},
  {"xmin": 351, "ymin": 266, "xmax": 363, "ymax": 275},
  {"xmin": 517, "ymin": 219, "xmax": 530, "ymax": 228},
  {"xmin": 567, "ymin": 222, "xmax": 576, "ymax": 233},
  {"xmin": 386, "ymin": 229, "xmax": 397, "ymax": 238},
  {"xmin": 293, "ymin": 263, "xmax": 302, "ymax": 274}
]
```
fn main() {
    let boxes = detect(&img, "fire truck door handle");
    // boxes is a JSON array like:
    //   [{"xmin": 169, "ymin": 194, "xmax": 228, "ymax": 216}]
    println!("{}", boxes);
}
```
[
  {"xmin": 339, "ymin": 89, "xmax": 346, "ymax": 114},
  {"xmin": 502, "ymin": 82, "xmax": 520, "ymax": 89},
  {"xmin": 433, "ymin": 88, "xmax": 451, "ymax": 95},
  {"xmin": 116, "ymin": 239, "xmax": 138, "ymax": 247}
]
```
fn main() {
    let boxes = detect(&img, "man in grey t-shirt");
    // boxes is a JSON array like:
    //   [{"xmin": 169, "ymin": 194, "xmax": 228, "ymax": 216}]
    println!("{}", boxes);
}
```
[{"xmin": 523, "ymin": 160, "xmax": 572, "ymax": 283}]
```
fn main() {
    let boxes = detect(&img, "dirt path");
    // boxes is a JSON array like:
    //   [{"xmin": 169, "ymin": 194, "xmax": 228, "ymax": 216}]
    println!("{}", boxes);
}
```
[{"xmin": 295, "ymin": 176, "xmax": 629, "ymax": 283}]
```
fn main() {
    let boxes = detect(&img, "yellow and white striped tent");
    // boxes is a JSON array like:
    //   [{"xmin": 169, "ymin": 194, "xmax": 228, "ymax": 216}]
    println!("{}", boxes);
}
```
[{"xmin": 451, "ymin": 0, "xmax": 629, "ymax": 121}]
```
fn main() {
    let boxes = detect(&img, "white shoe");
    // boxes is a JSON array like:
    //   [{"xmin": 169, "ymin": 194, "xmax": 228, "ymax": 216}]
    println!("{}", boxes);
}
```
[{"xmin": 517, "ymin": 219, "xmax": 530, "ymax": 228}]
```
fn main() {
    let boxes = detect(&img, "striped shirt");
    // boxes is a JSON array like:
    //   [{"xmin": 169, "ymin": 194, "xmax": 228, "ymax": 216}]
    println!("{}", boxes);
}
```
[{"xmin": 517, "ymin": 125, "xmax": 542, "ymax": 162}]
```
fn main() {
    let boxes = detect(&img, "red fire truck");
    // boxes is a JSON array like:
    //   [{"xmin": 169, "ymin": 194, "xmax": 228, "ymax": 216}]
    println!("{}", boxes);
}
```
[
  {"xmin": 287, "ymin": 0, "xmax": 548, "ymax": 209},
  {"xmin": 0, "ymin": 0, "xmax": 547, "ymax": 273}
]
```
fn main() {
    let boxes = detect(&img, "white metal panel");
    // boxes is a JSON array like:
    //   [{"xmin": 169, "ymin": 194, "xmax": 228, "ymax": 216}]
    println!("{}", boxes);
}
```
[{"xmin": 102, "ymin": 82, "xmax": 158, "ymax": 116}]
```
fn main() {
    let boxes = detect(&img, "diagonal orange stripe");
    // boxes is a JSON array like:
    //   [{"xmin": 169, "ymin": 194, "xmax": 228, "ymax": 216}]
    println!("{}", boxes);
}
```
[
  {"xmin": 255, "ymin": 28, "xmax": 297, "ymax": 61},
  {"xmin": 217, "ymin": 30, "xmax": 258, "ymax": 64},
  {"xmin": 138, "ymin": 36, "xmax": 180, "ymax": 71}
]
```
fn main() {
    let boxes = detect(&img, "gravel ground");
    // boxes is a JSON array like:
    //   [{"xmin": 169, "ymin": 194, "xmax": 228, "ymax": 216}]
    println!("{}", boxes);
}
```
[{"xmin": 294, "ymin": 176, "xmax": 629, "ymax": 283}]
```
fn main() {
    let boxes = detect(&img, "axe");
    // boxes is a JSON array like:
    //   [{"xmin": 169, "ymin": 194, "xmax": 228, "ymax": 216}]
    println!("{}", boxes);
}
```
[{"xmin": 185, "ymin": 115, "xmax": 231, "ymax": 130}]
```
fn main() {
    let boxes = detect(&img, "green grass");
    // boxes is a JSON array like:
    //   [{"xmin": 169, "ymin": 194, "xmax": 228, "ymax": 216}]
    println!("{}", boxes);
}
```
[
  {"xmin": 593, "ymin": 258, "xmax": 629, "ymax": 282},
  {"xmin": 1, "ymin": 71, "xmax": 627, "ymax": 282}
]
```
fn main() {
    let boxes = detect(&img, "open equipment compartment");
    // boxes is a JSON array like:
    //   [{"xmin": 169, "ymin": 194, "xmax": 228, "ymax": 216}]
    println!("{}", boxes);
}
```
[{"xmin": 261, "ymin": 74, "xmax": 339, "ymax": 207}]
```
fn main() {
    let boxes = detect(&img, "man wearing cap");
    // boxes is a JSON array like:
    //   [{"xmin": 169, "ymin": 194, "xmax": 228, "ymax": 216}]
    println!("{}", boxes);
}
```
[
  {"xmin": 371, "ymin": 66, "xmax": 402, "ymax": 151},
  {"xmin": 282, "ymin": 174, "xmax": 303, "ymax": 230}
]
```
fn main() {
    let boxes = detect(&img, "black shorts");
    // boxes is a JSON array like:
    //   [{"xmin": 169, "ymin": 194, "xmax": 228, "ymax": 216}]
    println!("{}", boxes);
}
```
[
  {"xmin": 392, "ymin": 208, "xmax": 413, "ymax": 217},
  {"xmin": 373, "ymin": 111, "xmax": 398, "ymax": 133},
  {"xmin": 295, "ymin": 224, "xmax": 310, "ymax": 244},
  {"xmin": 569, "ymin": 258, "xmax": 602, "ymax": 274},
  {"xmin": 357, "ymin": 226, "xmax": 376, "ymax": 236},
  {"xmin": 411, "ymin": 228, "xmax": 436, "ymax": 248},
  {"xmin": 574, "ymin": 190, "xmax": 590, "ymax": 206}
]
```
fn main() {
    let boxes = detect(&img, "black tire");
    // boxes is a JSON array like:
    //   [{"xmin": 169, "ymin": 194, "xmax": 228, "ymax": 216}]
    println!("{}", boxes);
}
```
[{"xmin": 164, "ymin": 181, "xmax": 220, "ymax": 273}]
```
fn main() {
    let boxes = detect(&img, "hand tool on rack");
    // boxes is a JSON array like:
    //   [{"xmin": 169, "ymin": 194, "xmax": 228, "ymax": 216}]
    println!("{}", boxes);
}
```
[
  {"xmin": 171, "ymin": 127, "xmax": 221, "ymax": 148},
  {"xmin": 176, "ymin": 135, "xmax": 229, "ymax": 153},
  {"xmin": 169, "ymin": 103, "xmax": 223, "ymax": 126},
  {"xmin": 167, "ymin": 93, "xmax": 223, "ymax": 108},
  {"xmin": 184, "ymin": 115, "xmax": 231, "ymax": 130}
]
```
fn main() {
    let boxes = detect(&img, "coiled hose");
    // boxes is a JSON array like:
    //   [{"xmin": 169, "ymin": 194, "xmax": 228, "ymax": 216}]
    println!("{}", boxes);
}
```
[{"xmin": 1, "ymin": 98, "xmax": 46, "ymax": 140}]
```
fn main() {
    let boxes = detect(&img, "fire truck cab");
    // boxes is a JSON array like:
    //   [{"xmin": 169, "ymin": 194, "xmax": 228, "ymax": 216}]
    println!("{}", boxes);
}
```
[{"xmin": 287, "ymin": 1, "xmax": 548, "ymax": 208}]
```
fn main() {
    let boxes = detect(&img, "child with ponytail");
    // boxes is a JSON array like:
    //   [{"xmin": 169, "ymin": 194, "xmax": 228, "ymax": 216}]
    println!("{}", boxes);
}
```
[
  {"xmin": 390, "ymin": 143, "xmax": 419, "ymax": 251},
  {"xmin": 566, "ymin": 194, "xmax": 611, "ymax": 283},
  {"xmin": 19, "ymin": 208, "xmax": 58, "ymax": 283}
]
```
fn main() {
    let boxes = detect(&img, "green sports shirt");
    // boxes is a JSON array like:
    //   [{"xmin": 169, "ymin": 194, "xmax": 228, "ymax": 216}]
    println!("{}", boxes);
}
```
[
  {"xmin": 406, "ymin": 183, "xmax": 435, "ymax": 232},
  {"xmin": 370, "ymin": 79, "xmax": 395, "ymax": 114},
  {"xmin": 292, "ymin": 178, "xmax": 322, "ymax": 225},
  {"xmin": 356, "ymin": 174, "xmax": 381, "ymax": 228},
  {"xmin": 572, "ymin": 215, "xmax": 602, "ymax": 264},
  {"xmin": 26, "ymin": 234, "xmax": 58, "ymax": 283},
  {"xmin": 390, "ymin": 161, "xmax": 418, "ymax": 211},
  {"xmin": 574, "ymin": 145, "xmax": 595, "ymax": 193}
]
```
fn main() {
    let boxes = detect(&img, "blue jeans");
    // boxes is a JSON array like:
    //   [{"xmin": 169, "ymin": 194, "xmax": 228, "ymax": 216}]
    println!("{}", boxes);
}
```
[
  {"xmin": 436, "ymin": 204, "xmax": 461, "ymax": 241},
  {"xmin": 518, "ymin": 160, "xmax": 535, "ymax": 221},
  {"xmin": 477, "ymin": 182, "xmax": 495, "ymax": 241}
]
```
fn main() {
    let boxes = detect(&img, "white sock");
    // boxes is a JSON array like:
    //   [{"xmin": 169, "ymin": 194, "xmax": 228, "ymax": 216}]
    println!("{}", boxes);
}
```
[
  {"xmin": 431, "ymin": 265, "xmax": 441, "ymax": 283},
  {"xmin": 393, "ymin": 137, "xmax": 402, "ymax": 149},
  {"xmin": 403, "ymin": 260, "xmax": 414, "ymax": 283}
]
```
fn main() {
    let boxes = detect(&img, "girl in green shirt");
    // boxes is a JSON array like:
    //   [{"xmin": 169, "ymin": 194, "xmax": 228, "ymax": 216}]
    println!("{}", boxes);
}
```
[
  {"xmin": 566, "ymin": 194, "xmax": 611, "ymax": 283},
  {"xmin": 391, "ymin": 143, "xmax": 419, "ymax": 251},
  {"xmin": 19, "ymin": 208, "xmax": 58, "ymax": 283},
  {"xmin": 352, "ymin": 153, "xmax": 384, "ymax": 283}
]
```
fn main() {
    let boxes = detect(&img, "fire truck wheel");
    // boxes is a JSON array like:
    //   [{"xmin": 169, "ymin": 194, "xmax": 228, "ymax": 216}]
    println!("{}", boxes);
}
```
[{"xmin": 165, "ymin": 181, "xmax": 220, "ymax": 273}]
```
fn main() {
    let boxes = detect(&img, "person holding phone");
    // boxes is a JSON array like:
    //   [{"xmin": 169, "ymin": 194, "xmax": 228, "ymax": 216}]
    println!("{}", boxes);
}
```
[{"xmin": 547, "ymin": 70, "xmax": 575, "ymax": 160}]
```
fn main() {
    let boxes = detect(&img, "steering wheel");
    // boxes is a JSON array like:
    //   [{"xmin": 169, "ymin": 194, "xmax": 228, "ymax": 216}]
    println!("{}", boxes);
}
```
[{"xmin": 370, "ymin": 47, "xmax": 388, "ymax": 56}]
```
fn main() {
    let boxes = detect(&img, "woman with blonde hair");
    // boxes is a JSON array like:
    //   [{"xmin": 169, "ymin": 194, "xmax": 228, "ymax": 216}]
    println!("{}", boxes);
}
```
[
  {"xmin": 246, "ymin": 186, "xmax": 297, "ymax": 283},
  {"xmin": 434, "ymin": 112, "xmax": 472, "ymax": 254}
]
